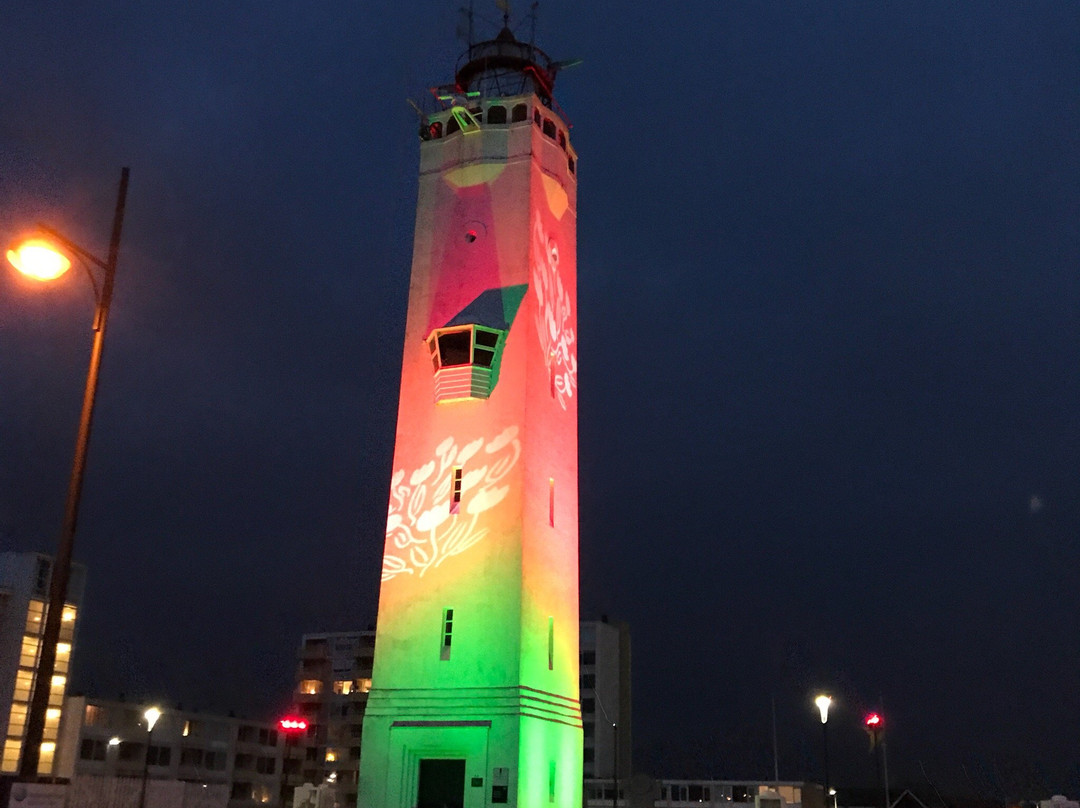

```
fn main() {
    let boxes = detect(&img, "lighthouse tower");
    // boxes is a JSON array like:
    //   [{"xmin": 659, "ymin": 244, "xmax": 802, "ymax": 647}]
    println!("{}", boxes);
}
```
[{"xmin": 358, "ymin": 22, "xmax": 581, "ymax": 808}]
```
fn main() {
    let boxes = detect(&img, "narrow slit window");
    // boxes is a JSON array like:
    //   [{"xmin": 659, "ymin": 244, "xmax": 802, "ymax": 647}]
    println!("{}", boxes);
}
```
[
  {"xmin": 548, "ymin": 478, "xmax": 555, "ymax": 527},
  {"xmin": 450, "ymin": 467, "xmax": 463, "ymax": 514},
  {"xmin": 547, "ymin": 616, "xmax": 554, "ymax": 671},
  {"xmin": 441, "ymin": 608, "xmax": 454, "ymax": 661}
]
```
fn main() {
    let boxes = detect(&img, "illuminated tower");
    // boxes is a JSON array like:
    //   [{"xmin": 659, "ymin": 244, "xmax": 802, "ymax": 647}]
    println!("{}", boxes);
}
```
[{"xmin": 358, "ymin": 23, "xmax": 580, "ymax": 808}]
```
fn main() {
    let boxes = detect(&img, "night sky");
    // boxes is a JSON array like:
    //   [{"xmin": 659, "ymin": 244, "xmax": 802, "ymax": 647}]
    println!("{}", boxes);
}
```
[{"xmin": 2, "ymin": 0, "xmax": 1079, "ymax": 799}]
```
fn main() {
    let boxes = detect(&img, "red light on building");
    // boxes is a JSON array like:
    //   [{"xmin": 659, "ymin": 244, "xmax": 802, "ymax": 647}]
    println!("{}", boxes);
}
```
[
  {"xmin": 279, "ymin": 717, "xmax": 308, "ymax": 732},
  {"xmin": 865, "ymin": 713, "xmax": 883, "ymax": 728}
]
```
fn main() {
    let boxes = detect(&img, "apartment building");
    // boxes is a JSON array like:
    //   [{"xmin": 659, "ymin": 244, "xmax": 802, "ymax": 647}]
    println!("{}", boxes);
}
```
[{"xmin": 0, "ymin": 551, "xmax": 86, "ymax": 776}]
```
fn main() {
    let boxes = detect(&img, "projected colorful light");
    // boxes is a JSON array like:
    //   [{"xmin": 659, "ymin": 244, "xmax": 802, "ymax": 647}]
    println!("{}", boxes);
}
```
[{"xmin": 359, "ymin": 58, "xmax": 582, "ymax": 808}]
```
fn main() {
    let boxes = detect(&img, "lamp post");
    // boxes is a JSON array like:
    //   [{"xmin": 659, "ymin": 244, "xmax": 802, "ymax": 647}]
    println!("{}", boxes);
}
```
[
  {"xmin": 278, "ymin": 716, "xmax": 308, "ymax": 807},
  {"xmin": 814, "ymin": 694, "xmax": 832, "ymax": 804},
  {"xmin": 590, "ymin": 689, "xmax": 619, "ymax": 808},
  {"xmin": 864, "ymin": 712, "xmax": 890, "ymax": 808},
  {"xmin": 139, "ymin": 706, "xmax": 162, "ymax": 808},
  {"xmin": 7, "ymin": 167, "xmax": 130, "ymax": 780}
]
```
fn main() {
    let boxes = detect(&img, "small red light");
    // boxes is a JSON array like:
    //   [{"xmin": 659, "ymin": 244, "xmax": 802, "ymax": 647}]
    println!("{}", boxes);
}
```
[
  {"xmin": 279, "ymin": 717, "xmax": 308, "ymax": 732},
  {"xmin": 865, "ymin": 713, "xmax": 883, "ymax": 728}
]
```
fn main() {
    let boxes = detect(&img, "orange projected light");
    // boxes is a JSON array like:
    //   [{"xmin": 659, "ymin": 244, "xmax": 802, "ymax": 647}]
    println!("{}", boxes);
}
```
[{"xmin": 6, "ymin": 239, "xmax": 72, "ymax": 281}]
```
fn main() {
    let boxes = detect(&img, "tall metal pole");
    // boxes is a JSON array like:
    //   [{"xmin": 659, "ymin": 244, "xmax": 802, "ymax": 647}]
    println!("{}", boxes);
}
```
[
  {"xmin": 139, "ymin": 722, "xmax": 154, "ymax": 808},
  {"xmin": 771, "ymin": 695, "xmax": 780, "ymax": 782},
  {"xmin": 17, "ymin": 167, "xmax": 129, "ymax": 780},
  {"xmin": 821, "ymin": 721, "xmax": 830, "ymax": 806},
  {"xmin": 612, "ymin": 721, "xmax": 618, "ymax": 808},
  {"xmin": 881, "ymin": 736, "xmax": 891, "ymax": 808}
]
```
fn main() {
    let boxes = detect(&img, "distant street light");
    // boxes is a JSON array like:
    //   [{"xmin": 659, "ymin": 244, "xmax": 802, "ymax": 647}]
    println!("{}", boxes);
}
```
[
  {"xmin": 139, "ymin": 706, "xmax": 162, "ymax": 808},
  {"xmin": 814, "ymin": 694, "xmax": 832, "ymax": 802},
  {"xmin": 7, "ymin": 167, "xmax": 130, "ymax": 781}
]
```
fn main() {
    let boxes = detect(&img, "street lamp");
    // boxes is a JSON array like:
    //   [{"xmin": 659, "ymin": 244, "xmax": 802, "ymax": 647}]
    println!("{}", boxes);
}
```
[
  {"xmin": 140, "ymin": 706, "xmax": 162, "ymax": 808},
  {"xmin": 814, "ymin": 694, "xmax": 832, "ymax": 803},
  {"xmin": 864, "ymin": 712, "xmax": 890, "ymax": 808},
  {"xmin": 8, "ymin": 167, "xmax": 130, "ymax": 781}
]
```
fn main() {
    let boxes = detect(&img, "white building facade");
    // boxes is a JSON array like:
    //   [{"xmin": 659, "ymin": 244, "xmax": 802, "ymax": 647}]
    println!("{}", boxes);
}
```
[
  {"xmin": 57, "ymin": 696, "xmax": 285, "ymax": 808},
  {"xmin": 580, "ymin": 620, "xmax": 631, "ymax": 783}
]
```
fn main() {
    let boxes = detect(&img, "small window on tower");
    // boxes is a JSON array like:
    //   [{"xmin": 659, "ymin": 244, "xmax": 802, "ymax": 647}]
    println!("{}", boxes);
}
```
[
  {"xmin": 558, "ymin": 131, "xmax": 567, "ymax": 151},
  {"xmin": 446, "ymin": 115, "xmax": 461, "ymax": 136},
  {"xmin": 441, "ymin": 608, "xmax": 454, "ymax": 661},
  {"xmin": 534, "ymin": 109, "xmax": 542, "ymax": 126},
  {"xmin": 473, "ymin": 328, "xmax": 499, "ymax": 368},
  {"xmin": 512, "ymin": 104, "xmax": 527, "ymax": 122},
  {"xmin": 568, "ymin": 156, "xmax": 576, "ymax": 175},
  {"xmin": 437, "ymin": 331, "xmax": 472, "ymax": 366},
  {"xmin": 428, "ymin": 121, "xmax": 443, "ymax": 140},
  {"xmin": 547, "ymin": 616, "xmax": 554, "ymax": 671},
  {"xmin": 487, "ymin": 105, "xmax": 507, "ymax": 124},
  {"xmin": 542, "ymin": 119, "xmax": 556, "ymax": 139},
  {"xmin": 450, "ymin": 467, "xmax": 462, "ymax": 514}
]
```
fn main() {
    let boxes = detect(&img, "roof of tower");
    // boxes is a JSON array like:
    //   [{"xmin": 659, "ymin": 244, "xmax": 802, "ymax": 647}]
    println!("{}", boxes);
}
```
[{"xmin": 453, "ymin": 27, "xmax": 558, "ymax": 104}]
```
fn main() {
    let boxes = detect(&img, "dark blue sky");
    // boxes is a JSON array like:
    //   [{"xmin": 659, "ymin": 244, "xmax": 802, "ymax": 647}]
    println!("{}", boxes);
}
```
[{"xmin": 2, "ymin": 0, "xmax": 1079, "ymax": 799}]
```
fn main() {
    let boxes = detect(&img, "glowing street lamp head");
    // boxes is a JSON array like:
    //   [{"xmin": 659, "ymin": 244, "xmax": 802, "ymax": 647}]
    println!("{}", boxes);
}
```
[
  {"xmin": 815, "ymin": 694, "xmax": 832, "ymax": 724},
  {"xmin": 6, "ymin": 238, "xmax": 72, "ymax": 281},
  {"xmin": 144, "ymin": 706, "xmax": 162, "ymax": 732}
]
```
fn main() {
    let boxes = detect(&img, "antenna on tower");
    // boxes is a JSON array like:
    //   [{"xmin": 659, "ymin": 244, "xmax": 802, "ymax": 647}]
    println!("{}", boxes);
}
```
[
  {"xmin": 529, "ymin": 1, "xmax": 538, "ymax": 49},
  {"xmin": 495, "ymin": 0, "xmax": 511, "ymax": 28}
]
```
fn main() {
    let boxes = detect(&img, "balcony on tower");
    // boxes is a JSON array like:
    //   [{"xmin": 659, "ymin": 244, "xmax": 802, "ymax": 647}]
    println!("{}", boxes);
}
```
[
  {"xmin": 425, "ymin": 284, "xmax": 527, "ymax": 403},
  {"xmin": 426, "ymin": 325, "xmax": 505, "ymax": 402}
]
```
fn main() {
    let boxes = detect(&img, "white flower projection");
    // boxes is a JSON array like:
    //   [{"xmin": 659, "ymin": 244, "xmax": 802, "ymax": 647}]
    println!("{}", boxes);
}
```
[
  {"xmin": 382, "ymin": 427, "xmax": 522, "ymax": 580},
  {"xmin": 531, "ymin": 213, "xmax": 577, "ymax": 409}
]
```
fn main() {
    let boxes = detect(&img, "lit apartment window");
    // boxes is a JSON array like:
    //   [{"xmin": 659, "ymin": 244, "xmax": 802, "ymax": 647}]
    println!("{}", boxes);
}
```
[
  {"xmin": 2, "ymin": 739, "xmax": 22, "ymax": 773},
  {"xmin": 358, "ymin": 678, "xmax": 373, "ymax": 693},
  {"xmin": 19, "ymin": 636, "xmax": 40, "ymax": 668},
  {"xmin": 332, "ymin": 680, "xmax": 354, "ymax": 695},
  {"xmin": 13, "ymin": 670, "xmax": 32, "ymax": 702},
  {"xmin": 39, "ymin": 742, "xmax": 55, "ymax": 771},
  {"xmin": 298, "ymin": 679, "xmax": 322, "ymax": 695},
  {"xmin": 25, "ymin": 600, "xmax": 44, "ymax": 634},
  {"xmin": 7, "ymin": 704, "xmax": 27, "ymax": 738}
]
